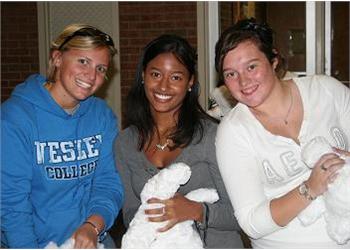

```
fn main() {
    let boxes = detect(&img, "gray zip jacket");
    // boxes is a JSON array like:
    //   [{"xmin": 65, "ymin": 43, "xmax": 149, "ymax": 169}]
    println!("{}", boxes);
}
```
[{"xmin": 114, "ymin": 119, "xmax": 243, "ymax": 248}]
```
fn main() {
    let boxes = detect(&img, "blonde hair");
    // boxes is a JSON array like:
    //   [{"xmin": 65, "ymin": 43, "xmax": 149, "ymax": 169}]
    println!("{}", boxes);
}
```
[{"xmin": 47, "ymin": 23, "xmax": 117, "ymax": 82}]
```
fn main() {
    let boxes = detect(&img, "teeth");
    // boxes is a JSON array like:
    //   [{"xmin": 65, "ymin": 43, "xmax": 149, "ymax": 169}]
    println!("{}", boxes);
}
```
[
  {"xmin": 155, "ymin": 93, "xmax": 171, "ymax": 100},
  {"xmin": 76, "ymin": 79, "xmax": 92, "ymax": 89}
]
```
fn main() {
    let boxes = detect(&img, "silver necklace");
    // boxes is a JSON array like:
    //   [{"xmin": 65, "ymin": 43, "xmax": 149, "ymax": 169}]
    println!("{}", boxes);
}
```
[
  {"xmin": 283, "ymin": 85, "xmax": 293, "ymax": 125},
  {"xmin": 155, "ymin": 139, "xmax": 170, "ymax": 151},
  {"xmin": 254, "ymin": 85, "xmax": 294, "ymax": 125}
]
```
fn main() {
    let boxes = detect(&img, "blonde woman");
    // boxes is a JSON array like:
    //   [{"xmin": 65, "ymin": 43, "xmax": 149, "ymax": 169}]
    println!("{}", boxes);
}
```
[{"xmin": 1, "ymin": 24, "xmax": 124, "ymax": 248}]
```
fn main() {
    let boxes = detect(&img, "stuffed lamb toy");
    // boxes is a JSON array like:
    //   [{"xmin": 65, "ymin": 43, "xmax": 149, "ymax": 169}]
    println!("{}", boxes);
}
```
[
  {"xmin": 121, "ymin": 162, "xmax": 219, "ymax": 249},
  {"xmin": 45, "ymin": 238, "xmax": 104, "ymax": 249},
  {"xmin": 299, "ymin": 136, "xmax": 350, "ymax": 244}
]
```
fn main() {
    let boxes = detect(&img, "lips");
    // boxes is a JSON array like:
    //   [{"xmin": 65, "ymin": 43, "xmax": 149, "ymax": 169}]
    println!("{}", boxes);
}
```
[
  {"xmin": 241, "ymin": 85, "xmax": 258, "ymax": 96},
  {"xmin": 75, "ymin": 79, "xmax": 92, "ymax": 89}
]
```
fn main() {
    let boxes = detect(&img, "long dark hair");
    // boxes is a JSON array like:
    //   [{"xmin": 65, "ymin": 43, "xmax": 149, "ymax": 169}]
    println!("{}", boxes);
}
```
[
  {"xmin": 126, "ymin": 34, "xmax": 217, "ymax": 151},
  {"xmin": 215, "ymin": 18, "xmax": 287, "ymax": 81}
]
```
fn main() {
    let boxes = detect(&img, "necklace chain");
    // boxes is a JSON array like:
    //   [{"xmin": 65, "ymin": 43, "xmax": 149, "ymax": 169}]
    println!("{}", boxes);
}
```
[
  {"xmin": 253, "ymin": 84, "xmax": 294, "ymax": 125},
  {"xmin": 283, "ymin": 85, "xmax": 293, "ymax": 125}
]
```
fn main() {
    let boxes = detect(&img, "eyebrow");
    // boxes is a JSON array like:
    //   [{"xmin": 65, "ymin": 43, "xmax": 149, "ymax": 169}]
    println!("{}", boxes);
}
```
[
  {"xmin": 171, "ymin": 71, "xmax": 185, "ymax": 74},
  {"xmin": 223, "ymin": 58, "xmax": 260, "ymax": 71},
  {"xmin": 148, "ymin": 67, "xmax": 185, "ymax": 74},
  {"xmin": 246, "ymin": 58, "xmax": 260, "ymax": 64}
]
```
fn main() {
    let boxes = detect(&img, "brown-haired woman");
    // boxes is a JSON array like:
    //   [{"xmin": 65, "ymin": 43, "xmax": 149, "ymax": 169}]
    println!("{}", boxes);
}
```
[{"xmin": 215, "ymin": 18, "xmax": 350, "ymax": 248}]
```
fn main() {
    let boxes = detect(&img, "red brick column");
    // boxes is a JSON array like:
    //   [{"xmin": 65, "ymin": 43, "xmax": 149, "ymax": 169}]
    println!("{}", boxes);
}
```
[{"xmin": 1, "ymin": 2, "xmax": 39, "ymax": 102}]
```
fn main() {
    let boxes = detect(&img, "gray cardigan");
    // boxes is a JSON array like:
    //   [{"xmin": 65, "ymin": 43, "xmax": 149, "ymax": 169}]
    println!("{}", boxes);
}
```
[{"xmin": 114, "ymin": 120, "xmax": 243, "ymax": 248}]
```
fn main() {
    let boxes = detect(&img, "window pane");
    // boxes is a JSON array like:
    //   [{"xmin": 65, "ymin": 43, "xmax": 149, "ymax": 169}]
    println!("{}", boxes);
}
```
[
  {"xmin": 331, "ymin": 2, "xmax": 349, "ymax": 86},
  {"xmin": 219, "ymin": 2, "xmax": 306, "ymax": 73}
]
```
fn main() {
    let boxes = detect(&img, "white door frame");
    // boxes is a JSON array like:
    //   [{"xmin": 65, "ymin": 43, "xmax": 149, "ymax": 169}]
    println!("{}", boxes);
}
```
[{"xmin": 197, "ymin": 2, "xmax": 219, "ymax": 110}]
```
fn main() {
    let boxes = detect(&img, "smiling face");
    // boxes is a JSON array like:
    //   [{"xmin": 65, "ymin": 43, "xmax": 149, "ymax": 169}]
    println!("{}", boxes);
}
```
[
  {"xmin": 51, "ymin": 47, "xmax": 110, "ymax": 108},
  {"xmin": 222, "ymin": 40, "xmax": 278, "ymax": 108},
  {"xmin": 143, "ymin": 52, "xmax": 194, "ymax": 117}
]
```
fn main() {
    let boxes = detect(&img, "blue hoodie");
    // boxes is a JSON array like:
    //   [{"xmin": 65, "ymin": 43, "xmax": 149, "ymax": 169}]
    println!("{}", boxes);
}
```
[{"xmin": 1, "ymin": 74, "xmax": 124, "ymax": 248}]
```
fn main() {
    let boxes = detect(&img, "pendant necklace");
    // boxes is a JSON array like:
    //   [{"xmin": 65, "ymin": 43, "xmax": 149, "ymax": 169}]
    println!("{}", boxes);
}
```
[
  {"xmin": 283, "ymin": 85, "xmax": 293, "ymax": 125},
  {"xmin": 155, "ymin": 139, "xmax": 171, "ymax": 151},
  {"xmin": 253, "ymin": 84, "xmax": 294, "ymax": 125}
]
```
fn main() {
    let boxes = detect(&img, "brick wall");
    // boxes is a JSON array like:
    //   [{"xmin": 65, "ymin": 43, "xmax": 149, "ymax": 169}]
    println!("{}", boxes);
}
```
[
  {"xmin": 1, "ymin": 2, "xmax": 198, "ymax": 121},
  {"xmin": 119, "ymin": 2, "xmax": 197, "ymax": 127},
  {"xmin": 1, "ymin": 2, "xmax": 39, "ymax": 102}
]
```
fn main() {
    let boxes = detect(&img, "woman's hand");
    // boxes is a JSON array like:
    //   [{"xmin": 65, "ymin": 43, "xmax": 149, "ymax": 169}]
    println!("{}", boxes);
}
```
[
  {"xmin": 333, "ymin": 147, "xmax": 350, "ymax": 157},
  {"xmin": 145, "ymin": 193, "xmax": 203, "ymax": 232},
  {"xmin": 71, "ymin": 223, "xmax": 98, "ymax": 249},
  {"xmin": 306, "ymin": 152, "xmax": 345, "ymax": 198},
  {"xmin": 71, "ymin": 215, "xmax": 104, "ymax": 248}
]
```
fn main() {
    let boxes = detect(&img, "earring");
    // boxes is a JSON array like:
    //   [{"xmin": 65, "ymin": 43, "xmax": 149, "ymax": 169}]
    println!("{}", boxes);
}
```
[
  {"xmin": 141, "ymin": 80, "xmax": 144, "ymax": 84},
  {"xmin": 188, "ymin": 88, "xmax": 192, "ymax": 92}
]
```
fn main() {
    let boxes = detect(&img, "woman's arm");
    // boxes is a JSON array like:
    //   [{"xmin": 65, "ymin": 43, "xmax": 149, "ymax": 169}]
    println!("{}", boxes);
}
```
[
  {"xmin": 270, "ymin": 152, "xmax": 344, "ymax": 226},
  {"xmin": 204, "ymin": 123, "xmax": 241, "ymax": 231},
  {"xmin": 271, "ymin": 76, "xmax": 348, "ymax": 227},
  {"xmin": 216, "ymin": 120, "xmax": 282, "ymax": 239},
  {"xmin": 216, "ymin": 117, "xmax": 345, "ymax": 238},
  {"xmin": 85, "ymin": 109, "xmax": 124, "ymax": 231},
  {"xmin": 114, "ymin": 133, "xmax": 141, "ymax": 227},
  {"xmin": 72, "ymin": 108, "xmax": 124, "ymax": 248},
  {"xmin": 328, "ymin": 76, "xmax": 350, "ymax": 145},
  {"xmin": 1, "ymin": 112, "xmax": 39, "ymax": 248}
]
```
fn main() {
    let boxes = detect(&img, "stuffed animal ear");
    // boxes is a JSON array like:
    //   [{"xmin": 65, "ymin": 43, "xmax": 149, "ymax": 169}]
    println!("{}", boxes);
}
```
[{"xmin": 301, "ymin": 136, "xmax": 333, "ymax": 168}]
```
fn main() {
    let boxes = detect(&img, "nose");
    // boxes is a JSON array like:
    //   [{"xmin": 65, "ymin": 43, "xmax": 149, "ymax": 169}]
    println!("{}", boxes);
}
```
[
  {"xmin": 159, "ymin": 76, "xmax": 168, "ymax": 91},
  {"xmin": 239, "ymin": 73, "xmax": 251, "ymax": 87},
  {"xmin": 86, "ymin": 67, "xmax": 97, "ymax": 81}
]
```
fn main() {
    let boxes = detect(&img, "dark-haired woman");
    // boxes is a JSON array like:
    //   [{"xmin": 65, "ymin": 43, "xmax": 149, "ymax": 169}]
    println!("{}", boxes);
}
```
[
  {"xmin": 115, "ymin": 34, "xmax": 243, "ymax": 248},
  {"xmin": 215, "ymin": 18, "xmax": 350, "ymax": 248}
]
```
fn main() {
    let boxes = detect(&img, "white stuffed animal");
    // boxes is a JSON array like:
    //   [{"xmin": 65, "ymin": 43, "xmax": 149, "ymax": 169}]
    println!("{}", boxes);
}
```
[
  {"xmin": 45, "ymin": 238, "xmax": 104, "ymax": 249},
  {"xmin": 121, "ymin": 162, "xmax": 219, "ymax": 249},
  {"xmin": 299, "ymin": 136, "xmax": 350, "ymax": 245}
]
